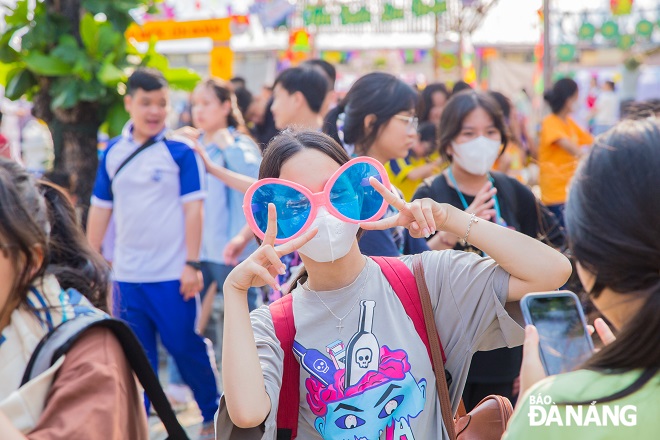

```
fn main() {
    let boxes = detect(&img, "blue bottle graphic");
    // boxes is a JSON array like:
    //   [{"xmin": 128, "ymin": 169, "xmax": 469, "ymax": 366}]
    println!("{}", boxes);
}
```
[{"xmin": 293, "ymin": 340, "xmax": 337, "ymax": 386}]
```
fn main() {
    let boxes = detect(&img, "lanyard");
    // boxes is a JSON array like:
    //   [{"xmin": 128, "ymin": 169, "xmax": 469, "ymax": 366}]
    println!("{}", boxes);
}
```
[{"xmin": 447, "ymin": 167, "xmax": 504, "ymax": 226}]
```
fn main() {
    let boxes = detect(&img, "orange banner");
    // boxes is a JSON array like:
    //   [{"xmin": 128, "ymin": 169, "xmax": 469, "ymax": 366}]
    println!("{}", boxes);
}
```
[
  {"xmin": 126, "ymin": 18, "xmax": 231, "ymax": 42},
  {"xmin": 210, "ymin": 46, "xmax": 233, "ymax": 80}
]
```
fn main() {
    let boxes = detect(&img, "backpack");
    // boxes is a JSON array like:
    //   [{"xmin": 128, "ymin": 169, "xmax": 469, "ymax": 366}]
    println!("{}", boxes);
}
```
[
  {"xmin": 21, "ymin": 314, "xmax": 189, "ymax": 440},
  {"xmin": 269, "ymin": 256, "xmax": 449, "ymax": 440}
]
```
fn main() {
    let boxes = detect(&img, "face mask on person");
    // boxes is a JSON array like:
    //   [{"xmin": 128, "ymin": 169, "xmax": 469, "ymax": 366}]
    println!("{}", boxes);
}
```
[
  {"xmin": 452, "ymin": 136, "xmax": 501, "ymax": 176},
  {"xmin": 298, "ymin": 208, "xmax": 359, "ymax": 263}
]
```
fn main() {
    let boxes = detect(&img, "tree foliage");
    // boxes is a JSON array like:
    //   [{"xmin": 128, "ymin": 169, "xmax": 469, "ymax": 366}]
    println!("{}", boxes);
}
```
[{"xmin": 0, "ymin": 0, "xmax": 200, "ymax": 137}]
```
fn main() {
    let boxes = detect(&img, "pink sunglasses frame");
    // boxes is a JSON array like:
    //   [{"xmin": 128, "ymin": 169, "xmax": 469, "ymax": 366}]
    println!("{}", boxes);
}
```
[{"xmin": 243, "ymin": 156, "xmax": 392, "ymax": 244}]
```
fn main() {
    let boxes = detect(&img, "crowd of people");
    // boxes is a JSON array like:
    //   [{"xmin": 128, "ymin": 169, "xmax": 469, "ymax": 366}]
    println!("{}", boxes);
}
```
[{"xmin": 0, "ymin": 59, "xmax": 658, "ymax": 440}]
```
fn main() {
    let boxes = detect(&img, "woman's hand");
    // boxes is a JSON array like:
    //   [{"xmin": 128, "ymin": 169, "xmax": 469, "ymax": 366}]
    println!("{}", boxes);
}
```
[
  {"xmin": 174, "ymin": 126, "xmax": 214, "ymax": 167},
  {"xmin": 225, "ymin": 204, "xmax": 317, "ymax": 293},
  {"xmin": 359, "ymin": 177, "xmax": 448, "ymax": 239},
  {"xmin": 224, "ymin": 234, "xmax": 248, "ymax": 266},
  {"xmin": 519, "ymin": 318, "xmax": 616, "ymax": 398},
  {"xmin": 466, "ymin": 181, "xmax": 497, "ymax": 222}
]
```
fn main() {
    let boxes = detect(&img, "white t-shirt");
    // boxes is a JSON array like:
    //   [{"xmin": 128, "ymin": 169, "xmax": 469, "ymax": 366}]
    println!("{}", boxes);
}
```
[
  {"xmin": 91, "ymin": 123, "xmax": 206, "ymax": 282},
  {"xmin": 216, "ymin": 251, "xmax": 525, "ymax": 439},
  {"xmin": 594, "ymin": 91, "xmax": 619, "ymax": 125}
]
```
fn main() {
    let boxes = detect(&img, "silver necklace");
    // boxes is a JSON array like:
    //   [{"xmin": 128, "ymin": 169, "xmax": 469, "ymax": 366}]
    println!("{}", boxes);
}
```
[{"xmin": 305, "ymin": 259, "xmax": 370, "ymax": 333}]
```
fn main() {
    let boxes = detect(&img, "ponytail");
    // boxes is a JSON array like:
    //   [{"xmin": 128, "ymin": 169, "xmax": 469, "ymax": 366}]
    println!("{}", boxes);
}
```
[{"xmin": 323, "ymin": 102, "xmax": 346, "ymax": 149}]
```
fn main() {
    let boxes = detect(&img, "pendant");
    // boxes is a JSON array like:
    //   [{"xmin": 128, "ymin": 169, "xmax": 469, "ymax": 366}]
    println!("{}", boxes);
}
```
[{"xmin": 337, "ymin": 319, "xmax": 344, "ymax": 333}]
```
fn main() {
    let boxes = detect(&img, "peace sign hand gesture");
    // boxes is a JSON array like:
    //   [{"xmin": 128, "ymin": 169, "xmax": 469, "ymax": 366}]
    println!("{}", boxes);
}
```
[
  {"xmin": 359, "ymin": 177, "xmax": 449, "ymax": 239},
  {"xmin": 225, "ymin": 204, "xmax": 318, "ymax": 293}
]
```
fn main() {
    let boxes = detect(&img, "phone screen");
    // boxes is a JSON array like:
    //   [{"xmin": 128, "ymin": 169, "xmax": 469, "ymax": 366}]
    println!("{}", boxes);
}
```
[{"xmin": 523, "ymin": 293, "xmax": 594, "ymax": 376}]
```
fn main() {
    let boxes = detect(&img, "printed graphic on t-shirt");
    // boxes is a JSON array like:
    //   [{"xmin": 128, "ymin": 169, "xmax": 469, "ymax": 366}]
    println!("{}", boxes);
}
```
[{"xmin": 294, "ymin": 300, "xmax": 427, "ymax": 440}]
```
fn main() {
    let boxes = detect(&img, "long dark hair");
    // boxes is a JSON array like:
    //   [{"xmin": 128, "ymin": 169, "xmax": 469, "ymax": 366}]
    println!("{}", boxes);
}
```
[
  {"xmin": 39, "ymin": 181, "xmax": 111, "ymax": 312},
  {"xmin": 437, "ymin": 90, "xmax": 509, "ymax": 162},
  {"xmin": 0, "ymin": 158, "xmax": 49, "ymax": 325},
  {"xmin": 544, "ymin": 78, "xmax": 578, "ymax": 114},
  {"xmin": 417, "ymin": 83, "xmax": 449, "ymax": 123},
  {"xmin": 200, "ymin": 77, "xmax": 249, "ymax": 134},
  {"xmin": 564, "ymin": 119, "xmax": 660, "ymax": 402},
  {"xmin": 489, "ymin": 90, "xmax": 523, "ymax": 146},
  {"xmin": 324, "ymin": 72, "xmax": 417, "ymax": 155}
]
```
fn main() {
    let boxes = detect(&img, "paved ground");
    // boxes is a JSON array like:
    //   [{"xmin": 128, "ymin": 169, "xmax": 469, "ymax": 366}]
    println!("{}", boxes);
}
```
[
  {"xmin": 147, "ymin": 362, "xmax": 224, "ymax": 440},
  {"xmin": 148, "ymin": 407, "xmax": 205, "ymax": 440}
]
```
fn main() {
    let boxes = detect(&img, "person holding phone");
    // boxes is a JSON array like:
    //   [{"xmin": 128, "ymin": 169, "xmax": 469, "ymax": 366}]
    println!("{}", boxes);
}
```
[{"xmin": 504, "ymin": 119, "xmax": 660, "ymax": 438}]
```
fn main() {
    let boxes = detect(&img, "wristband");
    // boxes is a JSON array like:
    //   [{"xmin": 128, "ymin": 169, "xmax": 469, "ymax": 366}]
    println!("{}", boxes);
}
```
[{"xmin": 185, "ymin": 260, "xmax": 202, "ymax": 271}]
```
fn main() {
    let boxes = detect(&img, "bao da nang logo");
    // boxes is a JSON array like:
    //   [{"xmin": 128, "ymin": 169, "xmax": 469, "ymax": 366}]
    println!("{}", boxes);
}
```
[{"xmin": 528, "ymin": 394, "xmax": 637, "ymax": 427}]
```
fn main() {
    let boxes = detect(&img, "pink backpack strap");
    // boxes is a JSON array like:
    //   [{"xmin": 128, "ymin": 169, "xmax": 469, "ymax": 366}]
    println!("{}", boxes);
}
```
[
  {"xmin": 269, "ymin": 294, "xmax": 299, "ymax": 440},
  {"xmin": 371, "ymin": 256, "xmax": 447, "ymax": 363}
]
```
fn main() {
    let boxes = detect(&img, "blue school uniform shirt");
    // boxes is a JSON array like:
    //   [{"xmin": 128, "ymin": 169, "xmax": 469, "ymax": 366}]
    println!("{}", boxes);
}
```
[
  {"xmin": 200, "ymin": 129, "xmax": 261, "ymax": 264},
  {"xmin": 91, "ymin": 122, "xmax": 206, "ymax": 283}
]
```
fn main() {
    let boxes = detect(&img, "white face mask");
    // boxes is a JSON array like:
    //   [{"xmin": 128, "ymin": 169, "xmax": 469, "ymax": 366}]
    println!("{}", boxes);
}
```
[
  {"xmin": 452, "ymin": 136, "xmax": 501, "ymax": 176},
  {"xmin": 298, "ymin": 208, "xmax": 359, "ymax": 263}
]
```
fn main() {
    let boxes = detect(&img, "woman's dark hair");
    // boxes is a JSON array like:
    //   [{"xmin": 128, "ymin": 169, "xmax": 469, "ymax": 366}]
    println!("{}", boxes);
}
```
[
  {"xmin": 437, "ymin": 90, "xmax": 509, "ymax": 162},
  {"xmin": 39, "ymin": 181, "xmax": 111, "ymax": 312},
  {"xmin": 417, "ymin": 83, "xmax": 449, "ymax": 123},
  {"xmin": 233, "ymin": 86, "xmax": 253, "ymax": 121},
  {"xmin": 199, "ymin": 78, "xmax": 248, "ymax": 134},
  {"xmin": 451, "ymin": 80, "xmax": 472, "ymax": 95},
  {"xmin": 544, "ymin": 78, "xmax": 578, "ymax": 114},
  {"xmin": 418, "ymin": 121, "xmax": 437, "ymax": 144},
  {"xmin": 0, "ymin": 158, "xmax": 50, "ymax": 324},
  {"xmin": 324, "ymin": 72, "xmax": 418, "ymax": 155},
  {"xmin": 260, "ymin": 130, "xmax": 350, "ymax": 180},
  {"xmin": 563, "ymin": 119, "xmax": 660, "ymax": 403},
  {"xmin": 488, "ymin": 91, "xmax": 512, "ymax": 120},
  {"xmin": 489, "ymin": 90, "xmax": 524, "ymax": 146}
]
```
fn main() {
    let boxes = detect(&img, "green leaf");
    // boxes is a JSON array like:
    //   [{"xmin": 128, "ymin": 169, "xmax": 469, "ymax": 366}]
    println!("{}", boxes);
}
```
[
  {"xmin": 142, "ymin": 52, "xmax": 169, "ymax": 71},
  {"xmin": 162, "ymin": 67, "xmax": 201, "ymax": 92},
  {"xmin": 79, "ymin": 80, "xmax": 106, "ymax": 101},
  {"xmin": 51, "ymin": 36, "xmax": 84, "ymax": 65},
  {"xmin": 97, "ymin": 23, "xmax": 122, "ymax": 57},
  {"xmin": 5, "ymin": 0, "xmax": 29, "ymax": 26},
  {"xmin": 50, "ymin": 78, "xmax": 80, "ymax": 110},
  {"xmin": 81, "ymin": 13, "xmax": 100, "ymax": 57},
  {"xmin": 72, "ymin": 57, "xmax": 94, "ymax": 82},
  {"xmin": 5, "ymin": 68, "xmax": 37, "ymax": 100},
  {"xmin": 82, "ymin": 0, "xmax": 110, "ymax": 14},
  {"xmin": 24, "ymin": 52, "xmax": 73, "ymax": 76},
  {"xmin": 98, "ymin": 61, "xmax": 126, "ymax": 86},
  {"xmin": 0, "ymin": 45, "xmax": 20, "ymax": 64},
  {"xmin": 21, "ymin": 14, "xmax": 68, "ymax": 53},
  {"xmin": 113, "ymin": 0, "xmax": 143, "ymax": 13},
  {"xmin": 0, "ymin": 62, "xmax": 20, "ymax": 85},
  {"xmin": 106, "ymin": 100, "xmax": 130, "ymax": 137}
]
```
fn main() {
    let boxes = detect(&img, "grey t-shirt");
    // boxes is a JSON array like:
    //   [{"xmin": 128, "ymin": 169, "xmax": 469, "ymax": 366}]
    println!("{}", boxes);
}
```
[{"xmin": 216, "ymin": 250, "xmax": 524, "ymax": 439}]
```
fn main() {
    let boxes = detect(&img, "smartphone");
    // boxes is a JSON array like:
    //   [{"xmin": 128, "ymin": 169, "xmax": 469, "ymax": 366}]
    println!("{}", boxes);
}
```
[{"xmin": 520, "ymin": 291, "xmax": 594, "ymax": 376}]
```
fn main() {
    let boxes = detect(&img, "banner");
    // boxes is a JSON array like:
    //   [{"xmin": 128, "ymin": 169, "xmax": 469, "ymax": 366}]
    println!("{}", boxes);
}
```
[
  {"xmin": 126, "ymin": 18, "xmax": 231, "ymax": 43},
  {"xmin": 610, "ymin": 0, "xmax": 633, "ymax": 16}
]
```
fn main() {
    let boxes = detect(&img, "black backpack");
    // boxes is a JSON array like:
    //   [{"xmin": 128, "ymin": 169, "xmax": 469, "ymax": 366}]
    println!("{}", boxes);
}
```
[{"xmin": 21, "ymin": 314, "xmax": 189, "ymax": 440}]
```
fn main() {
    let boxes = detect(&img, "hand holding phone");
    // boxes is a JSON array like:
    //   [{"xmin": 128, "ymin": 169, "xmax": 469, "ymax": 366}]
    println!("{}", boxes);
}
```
[{"xmin": 520, "ymin": 291, "xmax": 595, "ymax": 376}]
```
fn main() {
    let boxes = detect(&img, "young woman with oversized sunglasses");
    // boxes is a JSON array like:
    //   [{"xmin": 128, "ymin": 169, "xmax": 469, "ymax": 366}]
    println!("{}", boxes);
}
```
[{"xmin": 216, "ymin": 130, "xmax": 571, "ymax": 439}]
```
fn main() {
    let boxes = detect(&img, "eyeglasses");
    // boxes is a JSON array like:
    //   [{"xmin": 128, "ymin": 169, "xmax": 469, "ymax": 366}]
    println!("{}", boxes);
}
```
[
  {"xmin": 243, "ymin": 157, "xmax": 391, "ymax": 244},
  {"xmin": 393, "ymin": 114, "xmax": 419, "ymax": 132}
]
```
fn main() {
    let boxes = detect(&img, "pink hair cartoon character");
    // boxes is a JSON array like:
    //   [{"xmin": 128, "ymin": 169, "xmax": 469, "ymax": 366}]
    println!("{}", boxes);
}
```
[{"xmin": 295, "ymin": 301, "xmax": 427, "ymax": 440}]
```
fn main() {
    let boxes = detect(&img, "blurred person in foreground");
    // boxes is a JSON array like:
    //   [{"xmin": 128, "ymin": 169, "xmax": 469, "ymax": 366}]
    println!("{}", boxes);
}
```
[{"xmin": 505, "ymin": 118, "xmax": 660, "ymax": 439}]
